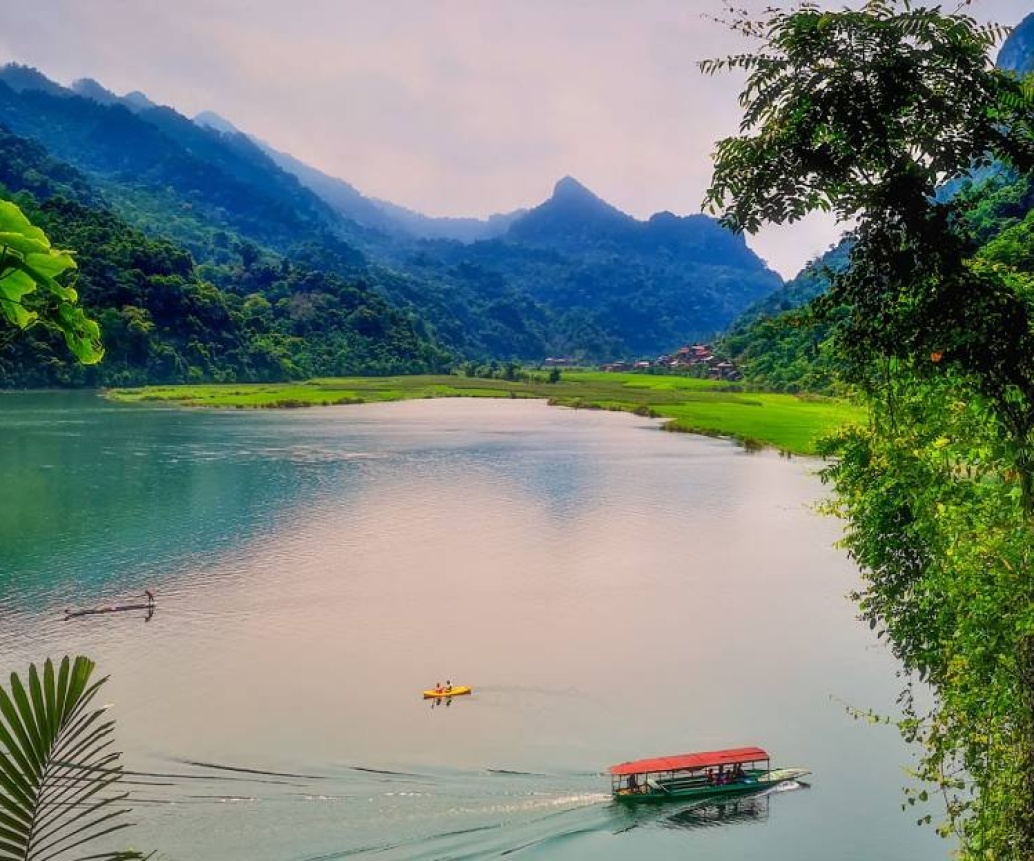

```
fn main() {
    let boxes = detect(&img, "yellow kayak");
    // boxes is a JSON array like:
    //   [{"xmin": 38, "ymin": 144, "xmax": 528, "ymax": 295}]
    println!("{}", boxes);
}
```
[{"xmin": 422, "ymin": 686, "xmax": 472, "ymax": 699}]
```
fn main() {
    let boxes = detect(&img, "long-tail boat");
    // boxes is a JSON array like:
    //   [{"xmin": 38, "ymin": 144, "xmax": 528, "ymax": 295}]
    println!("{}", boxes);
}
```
[{"xmin": 609, "ymin": 746, "xmax": 809, "ymax": 803}]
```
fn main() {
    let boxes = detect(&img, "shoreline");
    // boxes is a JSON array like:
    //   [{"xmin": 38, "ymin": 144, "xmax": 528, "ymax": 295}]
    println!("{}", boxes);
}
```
[{"xmin": 102, "ymin": 372, "xmax": 863, "ymax": 456}]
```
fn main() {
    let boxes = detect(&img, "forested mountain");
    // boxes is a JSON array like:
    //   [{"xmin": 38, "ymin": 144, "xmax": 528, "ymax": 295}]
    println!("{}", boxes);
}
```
[
  {"xmin": 0, "ymin": 63, "xmax": 784, "ymax": 382},
  {"xmin": 0, "ymin": 128, "xmax": 449, "ymax": 386},
  {"xmin": 0, "ymin": 71, "xmax": 355, "ymax": 257},
  {"xmin": 405, "ymin": 177, "xmax": 781, "ymax": 356}
]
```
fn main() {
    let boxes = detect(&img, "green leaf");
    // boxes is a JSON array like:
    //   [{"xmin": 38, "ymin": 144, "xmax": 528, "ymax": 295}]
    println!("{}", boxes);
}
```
[
  {"xmin": 0, "ymin": 269, "xmax": 39, "ymax": 329},
  {"xmin": 0, "ymin": 201, "xmax": 102, "ymax": 365},
  {"xmin": 0, "ymin": 657, "xmax": 146, "ymax": 861}
]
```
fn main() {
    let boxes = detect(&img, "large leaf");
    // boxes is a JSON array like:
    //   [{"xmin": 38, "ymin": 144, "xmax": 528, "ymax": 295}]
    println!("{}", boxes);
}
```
[
  {"xmin": 0, "ymin": 200, "xmax": 101, "ymax": 365},
  {"xmin": 0, "ymin": 270, "xmax": 39, "ymax": 329},
  {"xmin": 0, "ymin": 200, "xmax": 51, "ymax": 257},
  {"xmin": 0, "ymin": 657, "xmax": 146, "ymax": 861}
]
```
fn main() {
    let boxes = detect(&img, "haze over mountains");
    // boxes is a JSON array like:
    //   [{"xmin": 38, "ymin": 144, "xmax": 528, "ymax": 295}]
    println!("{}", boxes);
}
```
[{"xmin": 0, "ymin": 61, "xmax": 784, "ymax": 385}]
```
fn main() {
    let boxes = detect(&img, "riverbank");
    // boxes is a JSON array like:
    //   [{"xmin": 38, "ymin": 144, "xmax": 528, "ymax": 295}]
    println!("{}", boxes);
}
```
[{"xmin": 105, "ymin": 372, "xmax": 864, "ymax": 455}]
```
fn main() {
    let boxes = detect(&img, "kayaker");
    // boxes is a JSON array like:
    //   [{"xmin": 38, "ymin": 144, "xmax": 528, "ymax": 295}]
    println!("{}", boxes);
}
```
[
  {"xmin": 434, "ymin": 682, "xmax": 443, "ymax": 694},
  {"xmin": 445, "ymin": 679, "xmax": 452, "ymax": 693}
]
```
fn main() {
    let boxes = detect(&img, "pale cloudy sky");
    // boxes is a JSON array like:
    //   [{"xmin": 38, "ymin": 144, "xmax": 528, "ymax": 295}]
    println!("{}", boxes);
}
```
[{"xmin": 1, "ymin": 1, "xmax": 1032, "ymax": 278}]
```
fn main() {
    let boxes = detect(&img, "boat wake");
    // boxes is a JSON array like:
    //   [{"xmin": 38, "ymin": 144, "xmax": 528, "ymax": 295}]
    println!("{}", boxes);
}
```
[
  {"xmin": 117, "ymin": 753, "xmax": 809, "ymax": 860},
  {"xmin": 770, "ymin": 779, "xmax": 806, "ymax": 792}
]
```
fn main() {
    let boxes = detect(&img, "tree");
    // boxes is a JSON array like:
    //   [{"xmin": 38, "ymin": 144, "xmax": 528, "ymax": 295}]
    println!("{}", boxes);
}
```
[
  {"xmin": 704, "ymin": 2, "xmax": 1034, "ymax": 855},
  {"xmin": 0, "ymin": 656, "xmax": 146, "ymax": 861},
  {"xmin": 0, "ymin": 200, "xmax": 103, "ymax": 364}
]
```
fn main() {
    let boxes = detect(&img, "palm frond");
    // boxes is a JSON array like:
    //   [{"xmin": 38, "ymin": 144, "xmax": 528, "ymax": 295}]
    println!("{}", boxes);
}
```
[{"xmin": 0, "ymin": 657, "xmax": 147, "ymax": 861}]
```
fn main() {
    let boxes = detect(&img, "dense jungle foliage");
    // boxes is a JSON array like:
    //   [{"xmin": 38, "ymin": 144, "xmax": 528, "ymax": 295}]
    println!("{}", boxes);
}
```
[
  {"xmin": 721, "ymin": 168, "xmax": 1034, "ymax": 394},
  {"xmin": 720, "ymin": 9, "xmax": 1034, "ymax": 397},
  {"xmin": 706, "ymin": 3, "xmax": 1034, "ymax": 857}
]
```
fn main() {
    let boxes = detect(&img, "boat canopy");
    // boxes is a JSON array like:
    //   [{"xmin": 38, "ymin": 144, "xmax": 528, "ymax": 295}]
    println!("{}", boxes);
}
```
[{"xmin": 608, "ymin": 746, "xmax": 769, "ymax": 776}]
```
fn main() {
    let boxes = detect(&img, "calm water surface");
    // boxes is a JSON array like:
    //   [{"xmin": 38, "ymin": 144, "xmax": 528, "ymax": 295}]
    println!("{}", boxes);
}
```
[{"xmin": 0, "ymin": 392, "xmax": 946, "ymax": 860}]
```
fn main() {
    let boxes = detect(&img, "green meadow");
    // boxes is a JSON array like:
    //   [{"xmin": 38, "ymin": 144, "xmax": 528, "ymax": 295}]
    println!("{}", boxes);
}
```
[{"xmin": 107, "ymin": 372, "xmax": 865, "ymax": 456}]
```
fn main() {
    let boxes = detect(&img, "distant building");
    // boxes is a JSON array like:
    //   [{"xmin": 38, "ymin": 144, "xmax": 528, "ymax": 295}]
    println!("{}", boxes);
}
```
[
  {"xmin": 600, "ymin": 343, "xmax": 739, "ymax": 378},
  {"xmin": 709, "ymin": 361, "xmax": 741, "ymax": 381},
  {"xmin": 662, "ymin": 344, "xmax": 714, "ymax": 368}
]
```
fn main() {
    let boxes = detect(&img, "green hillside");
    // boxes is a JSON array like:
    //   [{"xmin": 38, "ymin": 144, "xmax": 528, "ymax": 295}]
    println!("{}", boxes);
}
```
[{"xmin": 0, "ymin": 134, "xmax": 449, "ymax": 387}]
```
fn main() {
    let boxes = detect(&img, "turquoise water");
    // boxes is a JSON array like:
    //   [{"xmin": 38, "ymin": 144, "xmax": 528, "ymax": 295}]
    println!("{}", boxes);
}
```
[{"xmin": 0, "ymin": 393, "xmax": 947, "ymax": 860}]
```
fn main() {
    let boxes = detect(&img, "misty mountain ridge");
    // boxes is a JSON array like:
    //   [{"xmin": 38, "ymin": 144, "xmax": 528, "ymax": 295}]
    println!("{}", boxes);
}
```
[
  {"xmin": 250, "ymin": 131, "xmax": 526, "ymax": 242},
  {"xmin": 0, "ymin": 62, "xmax": 760, "ymax": 256},
  {"xmin": 193, "ymin": 109, "xmax": 242, "ymax": 135}
]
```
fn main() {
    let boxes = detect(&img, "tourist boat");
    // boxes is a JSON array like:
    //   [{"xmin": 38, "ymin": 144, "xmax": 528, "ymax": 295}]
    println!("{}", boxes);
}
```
[
  {"xmin": 609, "ymin": 746, "xmax": 809, "ymax": 803},
  {"xmin": 421, "ymin": 685, "xmax": 472, "ymax": 699}
]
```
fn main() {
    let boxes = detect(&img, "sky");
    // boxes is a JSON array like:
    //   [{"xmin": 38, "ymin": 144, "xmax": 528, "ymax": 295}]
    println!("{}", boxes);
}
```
[{"xmin": 1, "ymin": 0, "xmax": 1033, "ymax": 279}]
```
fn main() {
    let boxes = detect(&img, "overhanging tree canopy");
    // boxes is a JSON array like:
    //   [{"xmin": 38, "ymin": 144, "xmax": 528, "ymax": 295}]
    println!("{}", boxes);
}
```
[{"xmin": 703, "ymin": 2, "xmax": 1034, "ymax": 856}]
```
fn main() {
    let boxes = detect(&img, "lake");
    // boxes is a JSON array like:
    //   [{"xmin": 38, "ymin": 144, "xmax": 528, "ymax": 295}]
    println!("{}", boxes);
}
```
[{"xmin": 0, "ymin": 392, "xmax": 947, "ymax": 860}]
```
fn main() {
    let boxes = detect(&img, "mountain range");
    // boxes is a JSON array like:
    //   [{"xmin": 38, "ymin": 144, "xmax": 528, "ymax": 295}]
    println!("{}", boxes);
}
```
[{"xmin": 0, "ymin": 61, "xmax": 782, "ymax": 385}]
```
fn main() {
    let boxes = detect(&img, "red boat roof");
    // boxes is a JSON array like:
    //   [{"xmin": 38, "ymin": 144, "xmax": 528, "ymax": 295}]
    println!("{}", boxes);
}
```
[{"xmin": 608, "ymin": 746, "xmax": 769, "ymax": 776}]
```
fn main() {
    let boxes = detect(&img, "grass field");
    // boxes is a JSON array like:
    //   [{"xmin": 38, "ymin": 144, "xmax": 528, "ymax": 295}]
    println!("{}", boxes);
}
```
[{"xmin": 106, "ymin": 372, "xmax": 865, "ymax": 456}]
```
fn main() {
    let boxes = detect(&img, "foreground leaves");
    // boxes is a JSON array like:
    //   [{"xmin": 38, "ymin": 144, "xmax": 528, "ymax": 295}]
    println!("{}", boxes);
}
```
[
  {"xmin": 0, "ymin": 200, "xmax": 102, "ymax": 364},
  {"xmin": 0, "ymin": 656, "xmax": 145, "ymax": 861},
  {"xmin": 706, "ymin": 2, "xmax": 1034, "ymax": 857}
]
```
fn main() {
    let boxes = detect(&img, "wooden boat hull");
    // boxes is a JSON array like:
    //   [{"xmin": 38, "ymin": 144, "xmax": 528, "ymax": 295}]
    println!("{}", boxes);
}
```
[
  {"xmin": 614, "ymin": 768, "xmax": 809, "ymax": 803},
  {"xmin": 422, "ymin": 686, "xmax": 472, "ymax": 699}
]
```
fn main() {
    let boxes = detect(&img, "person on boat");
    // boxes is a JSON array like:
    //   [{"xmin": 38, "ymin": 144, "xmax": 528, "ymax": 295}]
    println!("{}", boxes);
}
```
[
  {"xmin": 445, "ymin": 679, "xmax": 453, "ymax": 693},
  {"xmin": 627, "ymin": 773, "xmax": 639, "ymax": 794},
  {"xmin": 732, "ymin": 763, "xmax": 745, "ymax": 781},
  {"xmin": 434, "ymin": 682, "xmax": 443, "ymax": 694}
]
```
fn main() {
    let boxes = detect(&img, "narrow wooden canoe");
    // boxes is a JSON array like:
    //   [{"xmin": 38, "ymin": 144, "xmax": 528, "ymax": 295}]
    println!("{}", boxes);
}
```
[{"xmin": 422, "ymin": 686, "xmax": 472, "ymax": 699}]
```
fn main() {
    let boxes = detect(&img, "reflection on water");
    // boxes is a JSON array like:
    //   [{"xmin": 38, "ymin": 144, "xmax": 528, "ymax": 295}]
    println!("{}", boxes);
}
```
[
  {"xmin": 612, "ymin": 783, "xmax": 812, "ymax": 836},
  {"xmin": 665, "ymin": 791, "xmax": 772, "ymax": 830},
  {"xmin": 0, "ymin": 394, "xmax": 949, "ymax": 860}
]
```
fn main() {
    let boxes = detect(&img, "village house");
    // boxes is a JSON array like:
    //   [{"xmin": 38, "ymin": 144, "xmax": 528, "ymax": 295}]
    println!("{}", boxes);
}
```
[{"xmin": 599, "ymin": 343, "xmax": 739, "ymax": 378}]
